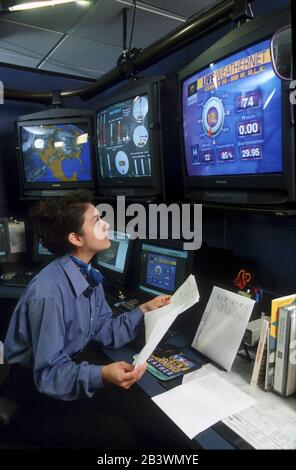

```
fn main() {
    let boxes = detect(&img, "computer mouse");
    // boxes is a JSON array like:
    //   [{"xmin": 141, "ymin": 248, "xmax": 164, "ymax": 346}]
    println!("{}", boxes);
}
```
[{"xmin": 154, "ymin": 344, "xmax": 180, "ymax": 357}]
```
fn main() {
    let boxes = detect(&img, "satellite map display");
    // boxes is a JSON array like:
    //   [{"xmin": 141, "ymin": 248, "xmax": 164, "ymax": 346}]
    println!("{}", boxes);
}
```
[{"xmin": 20, "ymin": 123, "xmax": 92, "ymax": 183}]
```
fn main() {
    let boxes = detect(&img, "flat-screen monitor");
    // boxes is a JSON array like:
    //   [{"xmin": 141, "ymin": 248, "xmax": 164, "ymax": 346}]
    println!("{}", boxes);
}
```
[
  {"xmin": 32, "ymin": 227, "xmax": 54, "ymax": 263},
  {"xmin": 179, "ymin": 6, "xmax": 294, "ymax": 206},
  {"xmin": 96, "ymin": 78, "xmax": 164, "ymax": 198},
  {"xmin": 0, "ymin": 218, "xmax": 9, "ymax": 262},
  {"xmin": 0, "ymin": 218, "xmax": 26, "ymax": 263},
  {"xmin": 16, "ymin": 113, "xmax": 96, "ymax": 197},
  {"xmin": 138, "ymin": 241, "xmax": 192, "ymax": 297},
  {"xmin": 93, "ymin": 230, "xmax": 133, "ymax": 287}
]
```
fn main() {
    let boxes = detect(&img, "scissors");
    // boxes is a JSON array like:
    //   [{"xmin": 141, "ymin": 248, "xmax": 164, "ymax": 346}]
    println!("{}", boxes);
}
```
[{"xmin": 234, "ymin": 269, "xmax": 252, "ymax": 290}]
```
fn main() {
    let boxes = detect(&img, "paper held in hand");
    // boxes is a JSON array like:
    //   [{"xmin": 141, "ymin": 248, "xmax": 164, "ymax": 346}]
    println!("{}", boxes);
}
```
[{"xmin": 133, "ymin": 274, "xmax": 200, "ymax": 367}]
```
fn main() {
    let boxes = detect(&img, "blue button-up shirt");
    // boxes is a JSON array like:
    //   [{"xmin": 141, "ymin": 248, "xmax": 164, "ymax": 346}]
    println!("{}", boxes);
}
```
[{"xmin": 4, "ymin": 255, "xmax": 144, "ymax": 401}]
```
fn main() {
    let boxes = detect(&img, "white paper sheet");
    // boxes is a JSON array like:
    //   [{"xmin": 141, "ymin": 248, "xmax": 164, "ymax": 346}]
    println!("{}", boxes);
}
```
[
  {"xmin": 152, "ymin": 372, "xmax": 255, "ymax": 439},
  {"xmin": 191, "ymin": 286, "xmax": 255, "ymax": 371},
  {"xmin": 145, "ymin": 274, "xmax": 199, "ymax": 341},
  {"xmin": 133, "ymin": 275, "xmax": 199, "ymax": 366}
]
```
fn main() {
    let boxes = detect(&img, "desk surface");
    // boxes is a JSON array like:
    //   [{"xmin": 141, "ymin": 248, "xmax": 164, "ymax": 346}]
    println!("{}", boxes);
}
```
[
  {"xmin": 103, "ymin": 342, "xmax": 243, "ymax": 450},
  {"xmin": 0, "ymin": 285, "xmax": 25, "ymax": 299},
  {"xmin": 2, "ymin": 285, "xmax": 292, "ymax": 449}
]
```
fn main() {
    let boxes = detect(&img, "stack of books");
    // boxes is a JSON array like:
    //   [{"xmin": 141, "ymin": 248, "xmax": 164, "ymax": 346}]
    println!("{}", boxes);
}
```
[{"xmin": 251, "ymin": 294, "xmax": 296, "ymax": 396}]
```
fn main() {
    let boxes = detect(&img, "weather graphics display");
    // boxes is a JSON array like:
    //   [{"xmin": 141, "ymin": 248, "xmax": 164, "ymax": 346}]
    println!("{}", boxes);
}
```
[
  {"xmin": 182, "ymin": 40, "xmax": 282, "ymax": 177},
  {"xmin": 97, "ymin": 94, "xmax": 151, "ymax": 178},
  {"xmin": 21, "ymin": 123, "xmax": 92, "ymax": 183}
]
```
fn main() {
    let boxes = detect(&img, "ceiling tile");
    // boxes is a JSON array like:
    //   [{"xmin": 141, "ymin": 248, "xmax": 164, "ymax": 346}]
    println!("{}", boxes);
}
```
[
  {"xmin": 0, "ymin": 20, "xmax": 63, "ymax": 67},
  {"xmin": 71, "ymin": 0, "xmax": 183, "ymax": 48},
  {"xmin": 43, "ymin": 35, "xmax": 122, "ymax": 76},
  {"xmin": 40, "ymin": 62, "xmax": 105, "ymax": 79},
  {"xmin": 140, "ymin": 0, "xmax": 221, "ymax": 18}
]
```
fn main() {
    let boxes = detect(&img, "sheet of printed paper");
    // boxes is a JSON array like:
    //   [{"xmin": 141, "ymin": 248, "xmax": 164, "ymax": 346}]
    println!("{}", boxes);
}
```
[
  {"xmin": 133, "ymin": 275, "xmax": 199, "ymax": 366},
  {"xmin": 144, "ymin": 274, "xmax": 199, "ymax": 341},
  {"xmin": 183, "ymin": 359, "xmax": 296, "ymax": 449},
  {"xmin": 152, "ymin": 372, "xmax": 255, "ymax": 439},
  {"xmin": 191, "ymin": 286, "xmax": 255, "ymax": 371}
]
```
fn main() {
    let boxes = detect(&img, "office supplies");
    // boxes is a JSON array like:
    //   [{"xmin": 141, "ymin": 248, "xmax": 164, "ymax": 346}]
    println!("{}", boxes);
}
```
[
  {"xmin": 133, "ymin": 274, "xmax": 199, "ymax": 367},
  {"xmin": 191, "ymin": 286, "xmax": 255, "ymax": 371},
  {"xmin": 252, "ymin": 286, "xmax": 263, "ymax": 303},
  {"xmin": 244, "ymin": 317, "xmax": 266, "ymax": 347},
  {"xmin": 250, "ymin": 318, "xmax": 269, "ymax": 387},
  {"xmin": 234, "ymin": 269, "xmax": 252, "ymax": 290},
  {"xmin": 152, "ymin": 371, "xmax": 255, "ymax": 439},
  {"xmin": 274, "ymin": 305, "xmax": 296, "ymax": 395},
  {"xmin": 285, "ymin": 309, "xmax": 296, "ymax": 396},
  {"xmin": 266, "ymin": 294, "xmax": 296, "ymax": 390}
]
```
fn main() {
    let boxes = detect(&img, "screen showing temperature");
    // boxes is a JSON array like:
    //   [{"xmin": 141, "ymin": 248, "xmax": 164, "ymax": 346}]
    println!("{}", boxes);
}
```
[{"xmin": 182, "ymin": 39, "xmax": 282, "ymax": 177}]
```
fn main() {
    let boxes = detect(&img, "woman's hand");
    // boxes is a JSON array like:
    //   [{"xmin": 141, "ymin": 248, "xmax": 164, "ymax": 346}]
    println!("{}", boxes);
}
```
[
  {"xmin": 101, "ymin": 362, "xmax": 147, "ymax": 389},
  {"xmin": 139, "ymin": 295, "xmax": 171, "ymax": 314}
]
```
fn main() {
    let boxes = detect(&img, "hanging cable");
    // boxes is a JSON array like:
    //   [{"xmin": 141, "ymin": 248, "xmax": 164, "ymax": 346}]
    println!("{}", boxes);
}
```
[{"xmin": 128, "ymin": 0, "xmax": 137, "ymax": 51}]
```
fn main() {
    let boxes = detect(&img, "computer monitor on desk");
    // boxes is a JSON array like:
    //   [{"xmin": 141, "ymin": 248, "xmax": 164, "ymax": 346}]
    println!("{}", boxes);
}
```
[
  {"xmin": 0, "ymin": 219, "xmax": 9, "ymax": 262},
  {"xmin": 93, "ymin": 230, "xmax": 133, "ymax": 292},
  {"xmin": 32, "ymin": 229, "xmax": 54, "ymax": 264},
  {"xmin": 0, "ymin": 217, "xmax": 26, "ymax": 264},
  {"xmin": 138, "ymin": 241, "xmax": 193, "ymax": 298}
]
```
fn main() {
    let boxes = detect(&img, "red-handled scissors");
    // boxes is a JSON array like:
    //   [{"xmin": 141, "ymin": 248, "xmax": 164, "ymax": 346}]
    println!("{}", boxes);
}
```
[{"xmin": 234, "ymin": 269, "xmax": 252, "ymax": 290}]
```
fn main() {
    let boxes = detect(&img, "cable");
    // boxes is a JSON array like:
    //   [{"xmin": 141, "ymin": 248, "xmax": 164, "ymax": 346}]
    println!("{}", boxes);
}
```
[{"xmin": 128, "ymin": 0, "xmax": 137, "ymax": 51}]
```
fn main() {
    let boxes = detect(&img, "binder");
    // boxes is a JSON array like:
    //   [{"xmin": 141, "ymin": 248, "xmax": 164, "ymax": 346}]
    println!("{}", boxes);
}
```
[
  {"xmin": 274, "ymin": 305, "xmax": 295, "ymax": 395},
  {"xmin": 285, "ymin": 309, "xmax": 296, "ymax": 396}
]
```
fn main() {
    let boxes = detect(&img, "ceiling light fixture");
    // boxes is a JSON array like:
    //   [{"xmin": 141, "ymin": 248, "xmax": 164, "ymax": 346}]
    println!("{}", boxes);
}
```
[{"xmin": 7, "ymin": 0, "xmax": 89, "ymax": 12}]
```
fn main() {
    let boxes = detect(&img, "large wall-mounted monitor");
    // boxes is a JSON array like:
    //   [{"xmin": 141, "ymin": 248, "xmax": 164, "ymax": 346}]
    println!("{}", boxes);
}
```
[
  {"xmin": 93, "ymin": 230, "xmax": 133, "ymax": 287},
  {"xmin": 179, "ymin": 6, "xmax": 294, "ymax": 206},
  {"xmin": 96, "ymin": 78, "xmax": 165, "ymax": 199},
  {"xmin": 16, "ymin": 109, "xmax": 96, "ymax": 198},
  {"xmin": 138, "ymin": 241, "xmax": 193, "ymax": 297}
]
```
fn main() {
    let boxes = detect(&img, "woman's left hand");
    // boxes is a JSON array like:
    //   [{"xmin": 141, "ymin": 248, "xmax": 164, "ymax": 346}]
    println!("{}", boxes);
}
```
[{"xmin": 139, "ymin": 295, "xmax": 171, "ymax": 314}]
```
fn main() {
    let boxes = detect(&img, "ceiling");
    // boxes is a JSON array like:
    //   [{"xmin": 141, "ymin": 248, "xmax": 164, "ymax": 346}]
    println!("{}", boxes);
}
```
[{"xmin": 0, "ymin": 0, "xmax": 221, "ymax": 80}]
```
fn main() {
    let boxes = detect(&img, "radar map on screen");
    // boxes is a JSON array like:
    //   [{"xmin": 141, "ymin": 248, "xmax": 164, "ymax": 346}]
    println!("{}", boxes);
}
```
[{"xmin": 21, "ymin": 123, "xmax": 92, "ymax": 183}]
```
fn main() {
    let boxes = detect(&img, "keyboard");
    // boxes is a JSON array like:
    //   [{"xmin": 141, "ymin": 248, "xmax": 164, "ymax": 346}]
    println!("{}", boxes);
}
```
[
  {"xmin": 0, "ymin": 271, "xmax": 36, "ymax": 287},
  {"xmin": 112, "ymin": 299, "xmax": 140, "ymax": 317}
]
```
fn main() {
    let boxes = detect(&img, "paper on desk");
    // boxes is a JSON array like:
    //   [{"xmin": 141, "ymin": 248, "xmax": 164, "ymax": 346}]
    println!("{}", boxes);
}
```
[
  {"xmin": 183, "ymin": 358, "xmax": 296, "ymax": 449},
  {"xmin": 152, "ymin": 372, "xmax": 255, "ymax": 439},
  {"xmin": 133, "ymin": 275, "xmax": 199, "ymax": 366}
]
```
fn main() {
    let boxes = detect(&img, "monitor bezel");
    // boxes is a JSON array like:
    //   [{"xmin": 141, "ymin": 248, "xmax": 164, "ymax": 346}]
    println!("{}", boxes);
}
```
[
  {"xmin": 95, "ymin": 79, "xmax": 163, "ymax": 196},
  {"xmin": 16, "ymin": 115, "xmax": 96, "ymax": 194},
  {"xmin": 178, "ymin": 6, "xmax": 294, "ymax": 205},
  {"xmin": 92, "ymin": 231, "xmax": 134, "ymax": 288},
  {"xmin": 137, "ymin": 239, "xmax": 194, "ymax": 298}
]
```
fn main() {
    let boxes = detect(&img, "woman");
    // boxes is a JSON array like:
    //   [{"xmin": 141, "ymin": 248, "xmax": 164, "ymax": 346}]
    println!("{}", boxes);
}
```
[{"xmin": 3, "ymin": 190, "xmax": 171, "ymax": 448}]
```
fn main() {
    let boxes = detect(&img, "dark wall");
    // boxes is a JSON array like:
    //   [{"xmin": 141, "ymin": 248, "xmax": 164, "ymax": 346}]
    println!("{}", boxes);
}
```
[{"xmin": 0, "ymin": 0, "xmax": 295, "ymax": 297}]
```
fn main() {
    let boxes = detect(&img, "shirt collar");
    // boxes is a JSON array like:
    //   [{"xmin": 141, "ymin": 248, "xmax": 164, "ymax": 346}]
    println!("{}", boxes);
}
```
[{"xmin": 57, "ymin": 255, "xmax": 90, "ymax": 298}]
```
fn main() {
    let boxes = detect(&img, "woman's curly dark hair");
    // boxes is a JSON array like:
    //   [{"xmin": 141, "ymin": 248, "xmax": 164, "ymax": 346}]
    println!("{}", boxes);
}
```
[{"xmin": 30, "ymin": 190, "xmax": 94, "ymax": 257}]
